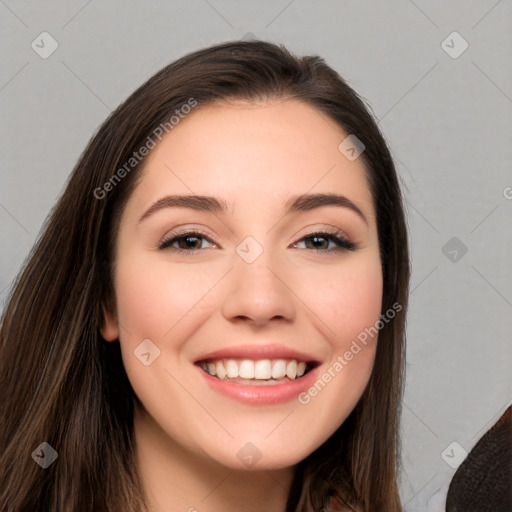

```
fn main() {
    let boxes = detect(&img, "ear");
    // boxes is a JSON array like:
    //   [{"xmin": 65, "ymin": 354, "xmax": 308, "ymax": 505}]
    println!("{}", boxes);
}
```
[{"xmin": 99, "ymin": 305, "xmax": 120, "ymax": 342}]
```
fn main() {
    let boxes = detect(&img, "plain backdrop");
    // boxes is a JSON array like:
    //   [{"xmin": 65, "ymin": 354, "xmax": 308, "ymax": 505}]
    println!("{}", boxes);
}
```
[{"xmin": 1, "ymin": 1, "xmax": 511, "ymax": 510}]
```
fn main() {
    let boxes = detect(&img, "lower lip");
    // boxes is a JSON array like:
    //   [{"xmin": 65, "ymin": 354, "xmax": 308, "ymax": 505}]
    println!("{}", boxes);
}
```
[{"xmin": 195, "ymin": 364, "xmax": 320, "ymax": 405}]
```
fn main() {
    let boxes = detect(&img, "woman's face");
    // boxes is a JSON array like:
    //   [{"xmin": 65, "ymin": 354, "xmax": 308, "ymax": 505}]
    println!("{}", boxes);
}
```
[{"xmin": 102, "ymin": 99, "xmax": 383, "ymax": 470}]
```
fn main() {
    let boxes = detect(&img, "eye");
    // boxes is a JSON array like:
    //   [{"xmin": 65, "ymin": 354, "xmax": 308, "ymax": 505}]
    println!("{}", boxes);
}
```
[
  {"xmin": 158, "ymin": 229, "xmax": 356, "ymax": 255},
  {"xmin": 159, "ymin": 230, "xmax": 217, "ymax": 253},
  {"xmin": 292, "ymin": 231, "xmax": 356, "ymax": 253}
]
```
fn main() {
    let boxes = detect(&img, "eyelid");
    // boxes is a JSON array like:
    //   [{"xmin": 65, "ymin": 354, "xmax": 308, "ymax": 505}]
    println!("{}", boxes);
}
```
[
  {"xmin": 292, "ymin": 228, "xmax": 356, "ymax": 252},
  {"xmin": 158, "ymin": 227, "xmax": 220, "ymax": 250},
  {"xmin": 292, "ymin": 224, "xmax": 354, "ymax": 244},
  {"xmin": 299, "ymin": 226, "xmax": 351, "ymax": 242}
]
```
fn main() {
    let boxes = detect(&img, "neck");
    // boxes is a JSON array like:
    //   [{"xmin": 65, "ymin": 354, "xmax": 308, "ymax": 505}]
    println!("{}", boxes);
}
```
[{"xmin": 133, "ymin": 405, "xmax": 295, "ymax": 512}]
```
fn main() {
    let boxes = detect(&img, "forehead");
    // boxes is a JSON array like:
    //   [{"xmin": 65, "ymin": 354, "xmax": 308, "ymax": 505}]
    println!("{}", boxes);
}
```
[{"xmin": 131, "ymin": 99, "xmax": 375, "ymax": 219}]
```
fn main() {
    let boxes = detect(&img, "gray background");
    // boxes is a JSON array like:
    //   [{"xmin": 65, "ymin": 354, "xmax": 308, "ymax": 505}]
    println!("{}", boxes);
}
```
[{"xmin": 1, "ymin": 1, "xmax": 511, "ymax": 510}]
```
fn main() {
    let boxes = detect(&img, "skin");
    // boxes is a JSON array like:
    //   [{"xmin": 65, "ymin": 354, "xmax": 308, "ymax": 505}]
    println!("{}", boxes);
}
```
[{"xmin": 101, "ymin": 99, "xmax": 383, "ymax": 512}]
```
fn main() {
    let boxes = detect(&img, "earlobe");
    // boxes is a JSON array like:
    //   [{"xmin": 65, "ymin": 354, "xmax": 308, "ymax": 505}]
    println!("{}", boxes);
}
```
[{"xmin": 99, "ymin": 306, "xmax": 120, "ymax": 342}]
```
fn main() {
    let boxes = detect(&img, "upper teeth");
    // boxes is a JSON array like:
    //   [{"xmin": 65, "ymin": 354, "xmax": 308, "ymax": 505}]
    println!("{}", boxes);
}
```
[{"xmin": 199, "ymin": 359, "xmax": 308, "ymax": 381}]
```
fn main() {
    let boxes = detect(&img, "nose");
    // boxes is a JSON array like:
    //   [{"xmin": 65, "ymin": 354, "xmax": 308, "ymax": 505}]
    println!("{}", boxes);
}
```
[{"xmin": 221, "ymin": 250, "xmax": 296, "ymax": 327}]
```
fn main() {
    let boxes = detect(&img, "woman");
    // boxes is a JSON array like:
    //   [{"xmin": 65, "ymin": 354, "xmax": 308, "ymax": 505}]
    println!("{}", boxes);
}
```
[{"xmin": 0, "ymin": 40, "xmax": 410, "ymax": 511}]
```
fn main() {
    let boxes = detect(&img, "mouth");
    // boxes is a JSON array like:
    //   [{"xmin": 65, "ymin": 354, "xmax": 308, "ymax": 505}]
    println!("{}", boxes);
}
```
[
  {"xmin": 196, "ymin": 357, "xmax": 317, "ymax": 386},
  {"xmin": 193, "ymin": 344, "xmax": 322, "ymax": 404}
]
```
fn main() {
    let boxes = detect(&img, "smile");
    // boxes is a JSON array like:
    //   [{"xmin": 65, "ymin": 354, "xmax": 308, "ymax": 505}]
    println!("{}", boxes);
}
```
[
  {"xmin": 198, "ymin": 358, "xmax": 311, "ymax": 385},
  {"xmin": 193, "ymin": 344, "xmax": 321, "ymax": 404}
]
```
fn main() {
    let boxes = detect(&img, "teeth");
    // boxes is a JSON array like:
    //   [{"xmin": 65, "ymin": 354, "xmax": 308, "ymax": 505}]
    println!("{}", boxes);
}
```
[
  {"xmin": 215, "ymin": 361, "xmax": 226, "ymax": 380},
  {"xmin": 239, "ymin": 360, "xmax": 254, "ymax": 379},
  {"xmin": 286, "ymin": 360, "xmax": 297, "ymax": 380},
  {"xmin": 226, "ymin": 359, "xmax": 239, "ymax": 378},
  {"xmin": 271, "ymin": 360, "xmax": 286, "ymax": 379},
  {"xmin": 199, "ymin": 358, "xmax": 309, "ymax": 381},
  {"xmin": 254, "ymin": 360, "xmax": 272, "ymax": 379}
]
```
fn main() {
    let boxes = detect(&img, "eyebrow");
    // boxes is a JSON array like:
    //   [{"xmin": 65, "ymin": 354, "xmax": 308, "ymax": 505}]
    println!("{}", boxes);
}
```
[{"xmin": 138, "ymin": 193, "xmax": 367, "ymax": 224}]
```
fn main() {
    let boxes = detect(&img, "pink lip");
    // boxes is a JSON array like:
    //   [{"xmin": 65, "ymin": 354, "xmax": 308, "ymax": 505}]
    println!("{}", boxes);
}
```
[
  {"xmin": 195, "ymin": 363, "xmax": 321, "ymax": 405},
  {"xmin": 194, "ymin": 344, "xmax": 320, "ymax": 364}
]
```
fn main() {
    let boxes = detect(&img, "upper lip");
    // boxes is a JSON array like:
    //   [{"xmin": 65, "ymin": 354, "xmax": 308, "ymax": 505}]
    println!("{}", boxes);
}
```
[{"xmin": 194, "ymin": 344, "xmax": 321, "ymax": 365}]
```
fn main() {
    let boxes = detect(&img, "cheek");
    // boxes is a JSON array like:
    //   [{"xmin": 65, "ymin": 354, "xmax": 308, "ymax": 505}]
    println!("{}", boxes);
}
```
[
  {"xmin": 113, "ymin": 254, "xmax": 216, "ymax": 338},
  {"xmin": 294, "ymin": 257, "xmax": 383, "ymax": 425},
  {"xmin": 297, "ymin": 255, "xmax": 383, "ymax": 349}
]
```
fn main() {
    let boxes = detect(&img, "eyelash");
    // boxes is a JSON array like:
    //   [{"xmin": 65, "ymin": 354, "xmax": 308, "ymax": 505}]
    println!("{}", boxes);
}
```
[{"xmin": 158, "ymin": 229, "xmax": 356, "ymax": 254}]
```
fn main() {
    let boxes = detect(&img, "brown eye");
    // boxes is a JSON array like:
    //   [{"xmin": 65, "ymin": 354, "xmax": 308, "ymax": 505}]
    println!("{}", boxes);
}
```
[
  {"xmin": 293, "ymin": 232, "xmax": 356, "ymax": 253},
  {"xmin": 159, "ymin": 231, "xmax": 216, "ymax": 252}
]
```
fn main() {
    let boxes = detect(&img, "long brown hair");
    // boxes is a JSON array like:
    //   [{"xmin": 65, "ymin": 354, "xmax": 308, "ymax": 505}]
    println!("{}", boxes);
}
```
[{"xmin": 0, "ymin": 40, "xmax": 409, "ymax": 511}]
